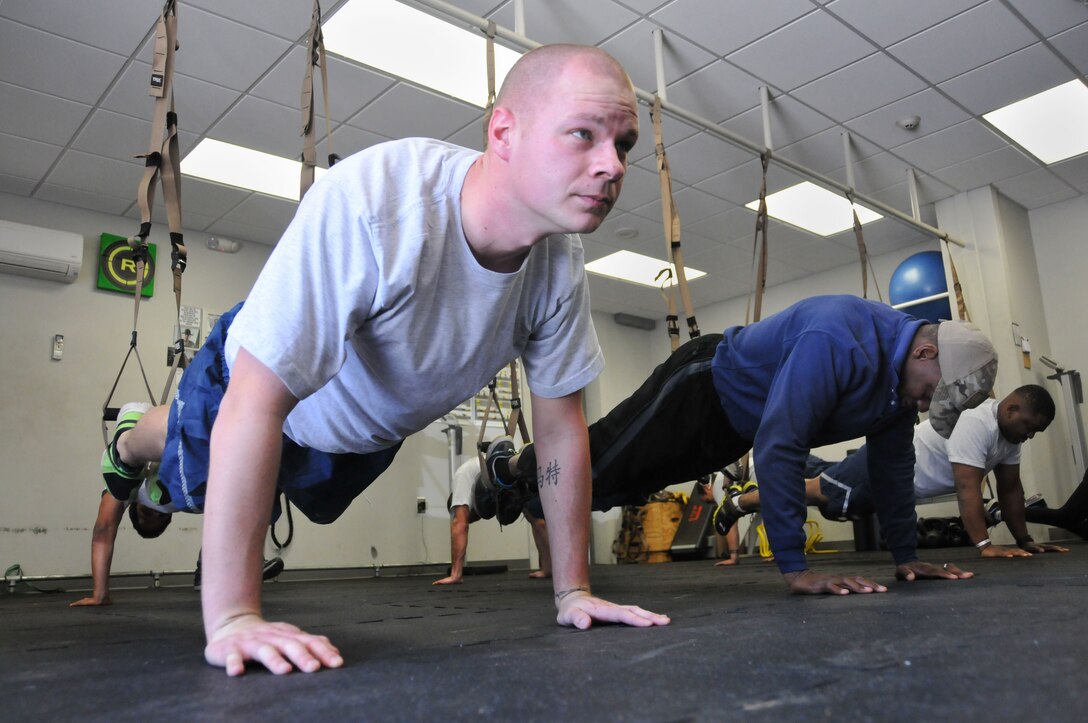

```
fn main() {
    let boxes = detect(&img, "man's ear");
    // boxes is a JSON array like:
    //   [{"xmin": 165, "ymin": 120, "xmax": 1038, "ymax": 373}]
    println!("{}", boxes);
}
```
[
  {"xmin": 914, "ymin": 342, "xmax": 938, "ymax": 361},
  {"xmin": 486, "ymin": 106, "xmax": 515, "ymax": 161}
]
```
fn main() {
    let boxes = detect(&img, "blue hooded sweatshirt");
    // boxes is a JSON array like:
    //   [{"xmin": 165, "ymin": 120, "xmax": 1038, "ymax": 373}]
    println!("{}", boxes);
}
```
[{"xmin": 711, "ymin": 295, "xmax": 925, "ymax": 573}]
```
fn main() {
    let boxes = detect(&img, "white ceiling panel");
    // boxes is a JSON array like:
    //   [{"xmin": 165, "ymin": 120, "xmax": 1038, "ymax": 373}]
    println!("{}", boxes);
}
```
[
  {"xmin": 931, "ymin": 146, "xmax": 1038, "ymax": 190},
  {"xmin": 103, "ymin": 62, "xmax": 243, "ymax": 134},
  {"xmin": 1003, "ymin": 0, "xmax": 1088, "ymax": 38},
  {"xmin": 217, "ymin": 193, "xmax": 299, "ymax": 233},
  {"xmin": 0, "ymin": 0, "xmax": 153, "ymax": 53},
  {"xmin": 491, "ymin": 0, "xmax": 638, "ymax": 46},
  {"xmin": 696, "ymin": 159, "xmax": 805, "ymax": 208},
  {"xmin": 664, "ymin": 60, "xmax": 763, "ymax": 125},
  {"xmin": 347, "ymin": 83, "xmax": 480, "ymax": 141},
  {"xmin": 613, "ymin": 165, "xmax": 669, "ymax": 213},
  {"xmin": 0, "ymin": 174, "xmax": 38, "ymax": 197},
  {"xmin": 185, "ymin": 0, "xmax": 315, "ymax": 41},
  {"xmin": 72, "ymin": 109, "xmax": 198, "ymax": 161},
  {"xmin": 726, "ymin": 10, "xmax": 874, "ymax": 91},
  {"xmin": 0, "ymin": 19, "xmax": 126, "ymax": 105},
  {"xmin": 995, "ymin": 168, "xmax": 1078, "ymax": 209},
  {"xmin": 844, "ymin": 89, "xmax": 970, "ymax": 150},
  {"xmin": 937, "ymin": 43, "xmax": 1074, "ymax": 115},
  {"xmin": 893, "ymin": 120, "xmax": 1008, "ymax": 174},
  {"xmin": 656, "ymin": 131, "xmax": 752, "ymax": 186},
  {"xmin": 650, "ymin": 0, "xmax": 814, "ymax": 56},
  {"xmin": 0, "ymin": 82, "xmax": 91, "ymax": 146},
  {"xmin": 823, "ymin": 0, "xmax": 984, "ymax": 47},
  {"xmin": 1049, "ymin": 21, "xmax": 1088, "ymax": 75},
  {"xmin": 599, "ymin": 19, "xmax": 715, "ymax": 94},
  {"xmin": 886, "ymin": 1, "xmax": 1037, "ymax": 85},
  {"xmin": 721, "ymin": 93, "xmax": 837, "ymax": 149},
  {"xmin": 46, "ymin": 150, "xmax": 142, "ymax": 200},
  {"xmin": 210, "ymin": 95, "xmax": 306, "ymax": 158},
  {"xmin": 0, "ymin": 133, "xmax": 63, "ymax": 180},
  {"xmin": 35, "ymin": 183, "xmax": 134, "ymax": 216},
  {"xmin": 792, "ymin": 52, "xmax": 927, "ymax": 122}
]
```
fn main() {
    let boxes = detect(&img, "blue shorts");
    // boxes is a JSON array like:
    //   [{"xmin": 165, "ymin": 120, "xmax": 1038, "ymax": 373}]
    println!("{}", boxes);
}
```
[
  {"xmin": 158, "ymin": 302, "xmax": 401, "ymax": 523},
  {"xmin": 814, "ymin": 448, "xmax": 875, "ymax": 520}
]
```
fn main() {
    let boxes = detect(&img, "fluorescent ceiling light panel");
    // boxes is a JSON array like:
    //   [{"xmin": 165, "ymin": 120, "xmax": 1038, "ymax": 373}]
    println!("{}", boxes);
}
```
[
  {"xmin": 323, "ymin": 0, "xmax": 522, "ymax": 107},
  {"xmin": 983, "ymin": 79, "xmax": 1088, "ymax": 164},
  {"xmin": 182, "ymin": 139, "xmax": 325, "ymax": 201},
  {"xmin": 746, "ymin": 181, "xmax": 882, "ymax": 237},
  {"xmin": 586, "ymin": 250, "xmax": 706, "ymax": 288}
]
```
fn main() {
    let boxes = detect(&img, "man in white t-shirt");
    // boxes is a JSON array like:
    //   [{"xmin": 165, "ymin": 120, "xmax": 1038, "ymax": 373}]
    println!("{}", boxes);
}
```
[
  {"xmin": 720, "ymin": 385, "xmax": 1067, "ymax": 558},
  {"xmin": 432, "ymin": 458, "xmax": 551, "ymax": 586},
  {"xmin": 98, "ymin": 44, "xmax": 668, "ymax": 677}
]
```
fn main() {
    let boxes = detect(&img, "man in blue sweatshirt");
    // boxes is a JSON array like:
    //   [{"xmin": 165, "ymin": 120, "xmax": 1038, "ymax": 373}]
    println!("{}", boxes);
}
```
[{"xmin": 485, "ymin": 295, "xmax": 998, "ymax": 595}]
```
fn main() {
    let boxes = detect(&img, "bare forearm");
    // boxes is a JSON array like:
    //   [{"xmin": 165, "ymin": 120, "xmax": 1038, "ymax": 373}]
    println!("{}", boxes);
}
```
[
  {"xmin": 89, "ymin": 535, "xmax": 115, "ymax": 601},
  {"xmin": 535, "ymin": 431, "xmax": 592, "ymax": 597},
  {"xmin": 449, "ymin": 517, "xmax": 468, "ymax": 578}
]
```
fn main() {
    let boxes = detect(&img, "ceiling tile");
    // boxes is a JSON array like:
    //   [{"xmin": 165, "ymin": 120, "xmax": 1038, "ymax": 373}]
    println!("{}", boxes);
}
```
[
  {"xmin": 594, "ymin": 211, "xmax": 667, "ymax": 253},
  {"xmin": 46, "ymin": 150, "xmax": 142, "ymax": 200},
  {"xmin": 218, "ymin": 193, "xmax": 298, "ymax": 233},
  {"xmin": 35, "ymin": 183, "xmax": 133, "ymax": 215},
  {"xmin": 886, "ymin": 1, "xmax": 1037, "ymax": 84},
  {"xmin": 599, "ymin": 19, "xmax": 716, "ymax": 94},
  {"xmin": 103, "ymin": 61, "xmax": 243, "ymax": 134},
  {"xmin": 252, "ymin": 47, "xmax": 397, "ymax": 123},
  {"xmin": 651, "ymin": 0, "xmax": 814, "ymax": 56},
  {"xmin": 615, "ymin": 0, "xmax": 673, "ymax": 15},
  {"xmin": 347, "ymin": 83, "xmax": 480, "ymax": 141},
  {"xmin": 630, "ymin": 103, "xmax": 700, "ymax": 167},
  {"xmin": 844, "ymin": 89, "xmax": 970, "ymax": 150},
  {"xmin": 697, "ymin": 159, "xmax": 805, "ymax": 207},
  {"xmin": 937, "ymin": 43, "xmax": 1073, "ymax": 115},
  {"xmin": 792, "ymin": 52, "xmax": 927, "ymax": 121},
  {"xmin": 893, "ymin": 120, "xmax": 1007, "ymax": 174},
  {"xmin": 1003, "ymin": 0, "xmax": 1088, "ymax": 37},
  {"xmin": 1050, "ymin": 22, "xmax": 1088, "ymax": 75},
  {"xmin": 726, "ymin": 11, "xmax": 875, "ymax": 91},
  {"xmin": 668, "ymin": 185, "xmax": 736, "ymax": 226},
  {"xmin": 824, "ymin": 0, "xmax": 985, "ymax": 46},
  {"xmin": 1050, "ymin": 154, "xmax": 1088, "ymax": 188},
  {"xmin": 443, "ymin": 119, "xmax": 487, "ymax": 154},
  {"xmin": 164, "ymin": 6, "xmax": 291, "ymax": 93},
  {"xmin": 657, "ymin": 132, "xmax": 752, "ymax": 185},
  {"xmin": 172, "ymin": 177, "xmax": 253, "ymax": 219},
  {"xmin": 663, "ymin": 60, "xmax": 762, "ymax": 125},
  {"xmin": 995, "ymin": 168, "xmax": 1077, "ymax": 208},
  {"xmin": 491, "ymin": 0, "xmax": 638, "ymax": 46},
  {"xmin": 1021, "ymin": 188, "xmax": 1079, "ymax": 209},
  {"xmin": 0, "ymin": 19, "xmax": 126, "ymax": 105},
  {"xmin": 0, "ymin": 0, "xmax": 153, "ymax": 54},
  {"xmin": 613, "ymin": 165, "xmax": 666, "ymax": 213},
  {"xmin": 869, "ymin": 175, "xmax": 956, "ymax": 212},
  {"xmin": 0, "ymin": 81, "xmax": 91, "ymax": 146},
  {"xmin": 930, "ymin": 146, "xmax": 1039, "ymax": 190},
  {"xmin": 0, "ymin": 174, "xmax": 41, "ymax": 196},
  {"xmin": 209, "ymin": 95, "xmax": 305, "ymax": 158},
  {"xmin": 0, "ymin": 133, "xmax": 63, "ymax": 180},
  {"xmin": 202, "ymin": 217, "xmax": 282, "ymax": 247},
  {"xmin": 720, "ymin": 94, "xmax": 837, "ymax": 150},
  {"xmin": 686, "ymin": 207, "xmax": 760, "ymax": 246},
  {"xmin": 832, "ymin": 151, "xmax": 917, "ymax": 195},
  {"xmin": 72, "ymin": 109, "xmax": 199, "ymax": 163},
  {"xmin": 777, "ymin": 127, "xmax": 882, "ymax": 178},
  {"xmin": 184, "ymin": 0, "xmax": 313, "ymax": 41}
]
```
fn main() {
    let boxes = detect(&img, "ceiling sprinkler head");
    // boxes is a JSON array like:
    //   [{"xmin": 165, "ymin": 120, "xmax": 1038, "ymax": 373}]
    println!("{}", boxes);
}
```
[{"xmin": 897, "ymin": 115, "xmax": 921, "ymax": 131}]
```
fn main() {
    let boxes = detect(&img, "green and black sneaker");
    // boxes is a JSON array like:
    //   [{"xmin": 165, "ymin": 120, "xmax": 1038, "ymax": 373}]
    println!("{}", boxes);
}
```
[{"xmin": 101, "ymin": 402, "xmax": 150, "ymax": 501}]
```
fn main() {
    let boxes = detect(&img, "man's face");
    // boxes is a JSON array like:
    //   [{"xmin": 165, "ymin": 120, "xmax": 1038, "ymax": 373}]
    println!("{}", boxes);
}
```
[
  {"xmin": 135, "ymin": 504, "xmax": 172, "ymax": 537},
  {"xmin": 509, "ymin": 61, "xmax": 639, "ymax": 236},
  {"xmin": 999, "ymin": 405, "xmax": 1052, "ymax": 444},
  {"xmin": 898, "ymin": 353, "xmax": 942, "ymax": 413}
]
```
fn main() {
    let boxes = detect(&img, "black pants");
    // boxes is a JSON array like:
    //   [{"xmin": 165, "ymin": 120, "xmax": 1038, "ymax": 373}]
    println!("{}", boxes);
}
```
[
  {"xmin": 1024, "ymin": 466, "xmax": 1088, "ymax": 539},
  {"xmin": 524, "ymin": 333, "xmax": 751, "ymax": 515}
]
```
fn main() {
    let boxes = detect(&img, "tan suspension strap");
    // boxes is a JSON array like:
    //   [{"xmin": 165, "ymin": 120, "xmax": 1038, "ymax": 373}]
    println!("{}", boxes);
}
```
[
  {"xmin": 481, "ymin": 20, "xmax": 497, "ymax": 148},
  {"xmin": 103, "ymin": 0, "xmax": 186, "ymax": 442},
  {"xmin": 656, "ymin": 268, "xmax": 681, "ymax": 352},
  {"xmin": 847, "ymin": 191, "xmax": 883, "ymax": 302},
  {"xmin": 943, "ymin": 239, "xmax": 971, "ymax": 322},
  {"xmin": 300, "ymin": 0, "xmax": 338, "ymax": 199},
  {"xmin": 745, "ymin": 150, "xmax": 771, "ymax": 325},
  {"xmin": 475, "ymin": 361, "xmax": 530, "ymax": 486},
  {"xmin": 650, "ymin": 95, "xmax": 700, "ymax": 342}
]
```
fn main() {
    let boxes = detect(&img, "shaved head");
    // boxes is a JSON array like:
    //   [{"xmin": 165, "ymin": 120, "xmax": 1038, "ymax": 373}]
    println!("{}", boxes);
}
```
[{"xmin": 496, "ymin": 44, "xmax": 634, "ymax": 114}]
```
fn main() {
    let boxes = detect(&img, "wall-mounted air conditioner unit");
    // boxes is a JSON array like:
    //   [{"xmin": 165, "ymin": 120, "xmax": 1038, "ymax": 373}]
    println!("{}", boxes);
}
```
[{"xmin": 0, "ymin": 219, "xmax": 83, "ymax": 283}]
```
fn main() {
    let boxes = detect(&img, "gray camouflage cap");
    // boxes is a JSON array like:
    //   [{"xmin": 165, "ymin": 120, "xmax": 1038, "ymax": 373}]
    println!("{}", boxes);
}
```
[{"xmin": 928, "ymin": 320, "xmax": 998, "ymax": 438}]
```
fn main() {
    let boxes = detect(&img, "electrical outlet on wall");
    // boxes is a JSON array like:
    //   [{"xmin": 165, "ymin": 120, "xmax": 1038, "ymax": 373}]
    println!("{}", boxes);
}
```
[{"xmin": 416, "ymin": 497, "xmax": 426, "ymax": 514}]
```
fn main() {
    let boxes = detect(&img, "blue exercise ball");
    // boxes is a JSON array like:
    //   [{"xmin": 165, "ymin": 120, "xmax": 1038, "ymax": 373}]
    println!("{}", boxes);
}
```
[{"xmin": 889, "ymin": 251, "xmax": 952, "ymax": 323}]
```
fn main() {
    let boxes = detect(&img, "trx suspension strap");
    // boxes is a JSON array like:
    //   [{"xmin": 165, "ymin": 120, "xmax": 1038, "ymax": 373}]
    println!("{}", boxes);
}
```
[
  {"xmin": 847, "ymin": 191, "xmax": 883, "ymax": 302},
  {"xmin": 481, "ymin": 21, "xmax": 497, "ymax": 148},
  {"xmin": 102, "ymin": 0, "xmax": 186, "ymax": 443},
  {"xmin": 655, "ymin": 268, "xmax": 680, "ymax": 350},
  {"xmin": 942, "ymin": 239, "xmax": 971, "ymax": 322},
  {"xmin": 300, "ymin": 0, "xmax": 338, "ymax": 199},
  {"xmin": 746, "ymin": 151, "xmax": 771, "ymax": 325},
  {"xmin": 476, "ymin": 361, "xmax": 531, "ymax": 486},
  {"xmin": 650, "ymin": 95, "xmax": 699, "ymax": 347}
]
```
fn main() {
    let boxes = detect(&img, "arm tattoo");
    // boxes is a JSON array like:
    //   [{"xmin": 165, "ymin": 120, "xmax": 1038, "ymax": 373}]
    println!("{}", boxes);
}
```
[
  {"xmin": 538, "ymin": 459, "xmax": 562, "ymax": 487},
  {"xmin": 554, "ymin": 585, "xmax": 590, "ymax": 603}
]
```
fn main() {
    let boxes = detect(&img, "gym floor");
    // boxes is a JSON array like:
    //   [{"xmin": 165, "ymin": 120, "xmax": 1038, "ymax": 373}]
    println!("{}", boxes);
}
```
[{"xmin": 3, "ymin": 542, "xmax": 1086, "ymax": 721}]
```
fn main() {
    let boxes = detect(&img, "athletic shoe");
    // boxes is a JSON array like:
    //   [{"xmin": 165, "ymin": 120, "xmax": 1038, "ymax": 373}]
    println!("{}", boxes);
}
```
[
  {"xmin": 101, "ymin": 402, "xmax": 150, "ymax": 501},
  {"xmin": 485, "ymin": 436, "xmax": 517, "ymax": 490},
  {"xmin": 984, "ymin": 500, "xmax": 1002, "ymax": 527},
  {"xmin": 713, "ymin": 495, "xmax": 747, "ymax": 536},
  {"xmin": 1024, "ymin": 493, "xmax": 1047, "ymax": 510},
  {"xmin": 495, "ymin": 487, "xmax": 524, "ymax": 526},
  {"xmin": 471, "ymin": 474, "xmax": 497, "ymax": 520}
]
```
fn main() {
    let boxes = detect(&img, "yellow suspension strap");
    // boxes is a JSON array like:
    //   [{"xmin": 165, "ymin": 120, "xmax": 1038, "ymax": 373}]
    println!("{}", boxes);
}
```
[
  {"xmin": 102, "ymin": 0, "xmax": 186, "ymax": 442},
  {"xmin": 481, "ymin": 20, "xmax": 497, "ymax": 148},
  {"xmin": 650, "ymin": 95, "xmax": 699, "ymax": 344},
  {"xmin": 300, "ymin": 0, "xmax": 338, "ymax": 199},
  {"xmin": 847, "ymin": 190, "xmax": 883, "ymax": 302},
  {"xmin": 475, "ymin": 360, "xmax": 531, "ymax": 486}
]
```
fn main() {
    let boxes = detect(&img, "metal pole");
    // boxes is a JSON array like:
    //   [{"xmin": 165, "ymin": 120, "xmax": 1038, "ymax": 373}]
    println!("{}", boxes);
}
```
[
  {"xmin": 907, "ymin": 168, "xmax": 922, "ymax": 222},
  {"xmin": 513, "ymin": 0, "xmax": 525, "ymax": 36},
  {"xmin": 760, "ymin": 86, "xmax": 773, "ymax": 151},
  {"xmin": 653, "ymin": 28, "xmax": 666, "ymax": 101},
  {"xmin": 842, "ymin": 131, "xmax": 855, "ymax": 194}
]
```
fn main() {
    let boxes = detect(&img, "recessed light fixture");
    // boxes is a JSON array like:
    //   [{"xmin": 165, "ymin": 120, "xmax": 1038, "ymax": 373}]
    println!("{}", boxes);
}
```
[
  {"xmin": 182, "ymin": 138, "xmax": 326, "ymax": 201},
  {"xmin": 614, "ymin": 227, "xmax": 640, "ymax": 239},
  {"xmin": 983, "ymin": 79, "xmax": 1088, "ymax": 164},
  {"xmin": 586, "ymin": 250, "xmax": 706, "ymax": 288},
  {"xmin": 323, "ymin": 0, "xmax": 522, "ymax": 107},
  {"xmin": 745, "ymin": 181, "xmax": 882, "ymax": 237}
]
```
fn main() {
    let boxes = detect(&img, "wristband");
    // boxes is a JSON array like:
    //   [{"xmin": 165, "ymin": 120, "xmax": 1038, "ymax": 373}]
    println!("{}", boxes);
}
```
[{"xmin": 975, "ymin": 538, "xmax": 992, "ymax": 549}]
